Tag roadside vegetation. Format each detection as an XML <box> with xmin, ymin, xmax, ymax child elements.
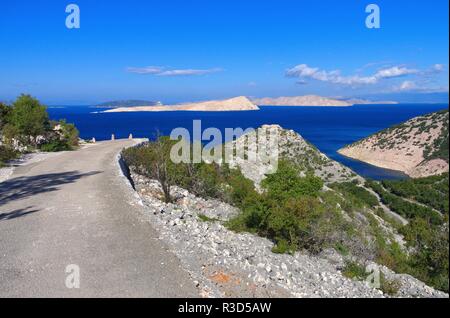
<box><xmin>123</xmin><ymin>134</ymin><xmax>449</xmax><ymax>293</ymax></box>
<box><xmin>0</xmin><ymin>95</ymin><xmax>79</xmax><ymax>166</ymax></box>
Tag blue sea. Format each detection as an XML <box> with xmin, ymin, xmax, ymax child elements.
<box><xmin>47</xmin><ymin>104</ymin><xmax>448</xmax><ymax>181</ymax></box>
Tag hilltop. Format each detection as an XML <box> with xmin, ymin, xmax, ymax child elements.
<box><xmin>338</xmin><ymin>109</ymin><xmax>449</xmax><ymax>178</ymax></box>
<box><xmin>104</xmin><ymin>96</ymin><xmax>259</xmax><ymax>112</ymax></box>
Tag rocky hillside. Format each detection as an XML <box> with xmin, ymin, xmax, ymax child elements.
<box><xmin>338</xmin><ymin>110</ymin><xmax>449</xmax><ymax>178</ymax></box>
<box><xmin>227</xmin><ymin>125</ymin><xmax>359</xmax><ymax>186</ymax></box>
<box><xmin>130</xmin><ymin>173</ymin><xmax>446</xmax><ymax>298</ymax></box>
<box><xmin>252</xmin><ymin>95</ymin><xmax>352</xmax><ymax>107</ymax></box>
<box><xmin>122</xmin><ymin>125</ymin><xmax>448</xmax><ymax>298</ymax></box>
<box><xmin>105</xmin><ymin>96</ymin><xmax>259</xmax><ymax>112</ymax></box>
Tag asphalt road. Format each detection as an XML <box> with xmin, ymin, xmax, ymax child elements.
<box><xmin>0</xmin><ymin>140</ymin><xmax>198</xmax><ymax>298</ymax></box>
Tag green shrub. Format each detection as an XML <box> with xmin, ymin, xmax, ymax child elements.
<box><xmin>342</xmin><ymin>261</ymin><xmax>368</xmax><ymax>280</ymax></box>
<box><xmin>262</xmin><ymin>160</ymin><xmax>323</xmax><ymax>201</ymax></box>
<box><xmin>54</xmin><ymin>120</ymin><xmax>79</xmax><ymax>149</ymax></box>
<box><xmin>0</xmin><ymin>145</ymin><xmax>19</xmax><ymax>167</ymax></box>
<box><xmin>40</xmin><ymin>140</ymin><xmax>71</xmax><ymax>152</ymax></box>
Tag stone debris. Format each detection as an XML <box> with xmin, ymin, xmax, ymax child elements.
<box><xmin>129</xmin><ymin>172</ymin><xmax>448</xmax><ymax>298</ymax></box>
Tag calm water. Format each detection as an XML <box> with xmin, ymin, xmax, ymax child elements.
<box><xmin>48</xmin><ymin>104</ymin><xmax>448</xmax><ymax>180</ymax></box>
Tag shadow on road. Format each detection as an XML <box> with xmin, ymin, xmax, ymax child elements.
<box><xmin>0</xmin><ymin>206</ymin><xmax>39</xmax><ymax>221</ymax></box>
<box><xmin>0</xmin><ymin>171</ymin><xmax>101</xmax><ymax>206</ymax></box>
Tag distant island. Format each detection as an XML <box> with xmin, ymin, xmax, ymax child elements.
<box><xmin>103</xmin><ymin>96</ymin><xmax>259</xmax><ymax>112</ymax></box>
<box><xmin>95</xmin><ymin>100</ymin><xmax>162</xmax><ymax>108</ymax></box>
<box><xmin>252</xmin><ymin>95</ymin><xmax>353</xmax><ymax>106</ymax></box>
<box><xmin>252</xmin><ymin>95</ymin><xmax>399</xmax><ymax>106</ymax></box>
<box><xmin>344</xmin><ymin>98</ymin><xmax>399</xmax><ymax>105</ymax></box>
<box><xmin>101</xmin><ymin>95</ymin><xmax>402</xmax><ymax>112</ymax></box>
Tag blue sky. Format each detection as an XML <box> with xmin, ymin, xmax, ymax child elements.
<box><xmin>0</xmin><ymin>0</ymin><xmax>448</xmax><ymax>104</ymax></box>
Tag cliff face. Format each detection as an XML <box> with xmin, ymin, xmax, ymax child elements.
<box><xmin>104</xmin><ymin>96</ymin><xmax>259</xmax><ymax>112</ymax></box>
<box><xmin>338</xmin><ymin>110</ymin><xmax>449</xmax><ymax>178</ymax></box>
<box><xmin>252</xmin><ymin>95</ymin><xmax>352</xmax><ymax>107</ymax></box>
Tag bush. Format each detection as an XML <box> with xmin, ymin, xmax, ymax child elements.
<box><xmin>227</xmin><ymin>161</ymin><xmax>353</xmax><ymax>255</ymax></box>
<box><xmin>380</xmin><ymin>273</ymin><xmax>401</xmax><ymax>296</ymax></box>
<box><xmin>54</xmin><ymin>120</ymin><xmax>79</xmax><ymax>149</ymax></box>
<box><xmin>342</xmin><ymin>261</ymin><xmax>368</xmax><ymax>280</ymax></box>
<box><xmin>40</xmin><ymin>140</ymin><xmax>71</xmax><ymax>152</ymax></box>
<box><xmin>399</xmin><ymin>218</ymin><xmax>449</xmax><ymax>292</ymax></box>
<box><xmin>0</xmin><ymin>145</ymin><xmax>18</xmax><ymax>167</ymax></box>
<box><xmin>262</xmin><ymin>161</ymin><xmax>323</xmax><ymax>201</ymax></box>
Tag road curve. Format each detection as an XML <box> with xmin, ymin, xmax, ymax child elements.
<box><xmin>0</xmin><ymin>140</ymin><xmax>198</xmax><ymax>298</ymax></box>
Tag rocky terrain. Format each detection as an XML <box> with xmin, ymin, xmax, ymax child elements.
<box><xmin>104</xmin><ymin>96</ymin><xmax>259</xmax><ymax>112</ymax></box>
<box><xmin>227</xmin><ymin>125</ymin><xmax>360</xmax><ymax>186</ymax></box>
<box><xmin>251</xmin><ymin>95</ymin><xmax>352</xmax><ymax>107</ymax></box>
<box><xmin>338</xmin><ymin>110</ymin><xmax>449</xmax><ymax>178</ymax></box>
<box><xmin>123</xmin><ymin>125</ymin><xmax>448</xmax><ymax>298</ymax></box>
<box><xmin>126</xmin><ymin>170</ymin><xmax>447</xmax><ymax>298</ymax></box>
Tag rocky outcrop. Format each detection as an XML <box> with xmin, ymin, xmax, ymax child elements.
<box><xmin>252</xmin><ymin>95</ymin><xmax>352</xmax><ymax>107</ymax></box>
<box><xmin>338</xmin><ymin>110</ymin><xmax>449</xmax><ymax>178</ymax></box>
<box><xmin>228</xmin><ymin>124</ymin><xmax>360</xmax><ymax>186</ymax></box>
<box><xmin>104</xmin><ymin>96</ymin><xmax>259</xmax><ymax>112</ymax></box>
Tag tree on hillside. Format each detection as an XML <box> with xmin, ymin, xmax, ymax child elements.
<box><xmin>2</xmin><ymin>94</ymin><xmax>49</xmax><ymax>146</ymax></box>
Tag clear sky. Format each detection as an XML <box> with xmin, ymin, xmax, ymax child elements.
<box><xmin>0</xmin><ymin>0</ymin><xmax>448</xmax><ymax>104</ymax></box>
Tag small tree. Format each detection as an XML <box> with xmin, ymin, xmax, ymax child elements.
<box><xmin>7</xmin><ymin>94</ymin><xmax>49</xmax><ymax>146</ymax></box>
<box><xmin>123</xmin><ymin>137</ymin><xmax>186</xmax><ymax>203</ymax></box>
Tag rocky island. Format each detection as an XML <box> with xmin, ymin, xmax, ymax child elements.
<box><xmin>95</xmin><ymin>100</ymin><xmax>162</xmax><ymax>108</ymax></box>
<box><xmin>251</xmin><ymin>95</ymin><xmax>353</xmax><ymax>107</ymax></box>
<box><xmin>104</xmin><ymin>96</ymin><xmax>259</xmax><ymax>112</ymax></box>
<box><xmin>338</xmin><ymin>109</ymin><xmax>449</xmax><ymax>178</ymax></box>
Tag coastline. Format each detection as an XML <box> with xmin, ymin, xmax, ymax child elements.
<box><xmin>337</xmin><ymin>149</ymin><xmax>410</xmax><ymax>178</ymax></box>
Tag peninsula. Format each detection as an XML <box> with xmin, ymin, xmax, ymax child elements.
<box><xmin>338</xmin><ymin>109</ymin><xmax>449</xmax><ymax>178</ymax></box>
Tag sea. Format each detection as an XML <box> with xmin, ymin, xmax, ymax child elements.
<box><xmin>47</xmin><ymin>104</ymin><xmax>449</xmax><ymax>181</ymax></box>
